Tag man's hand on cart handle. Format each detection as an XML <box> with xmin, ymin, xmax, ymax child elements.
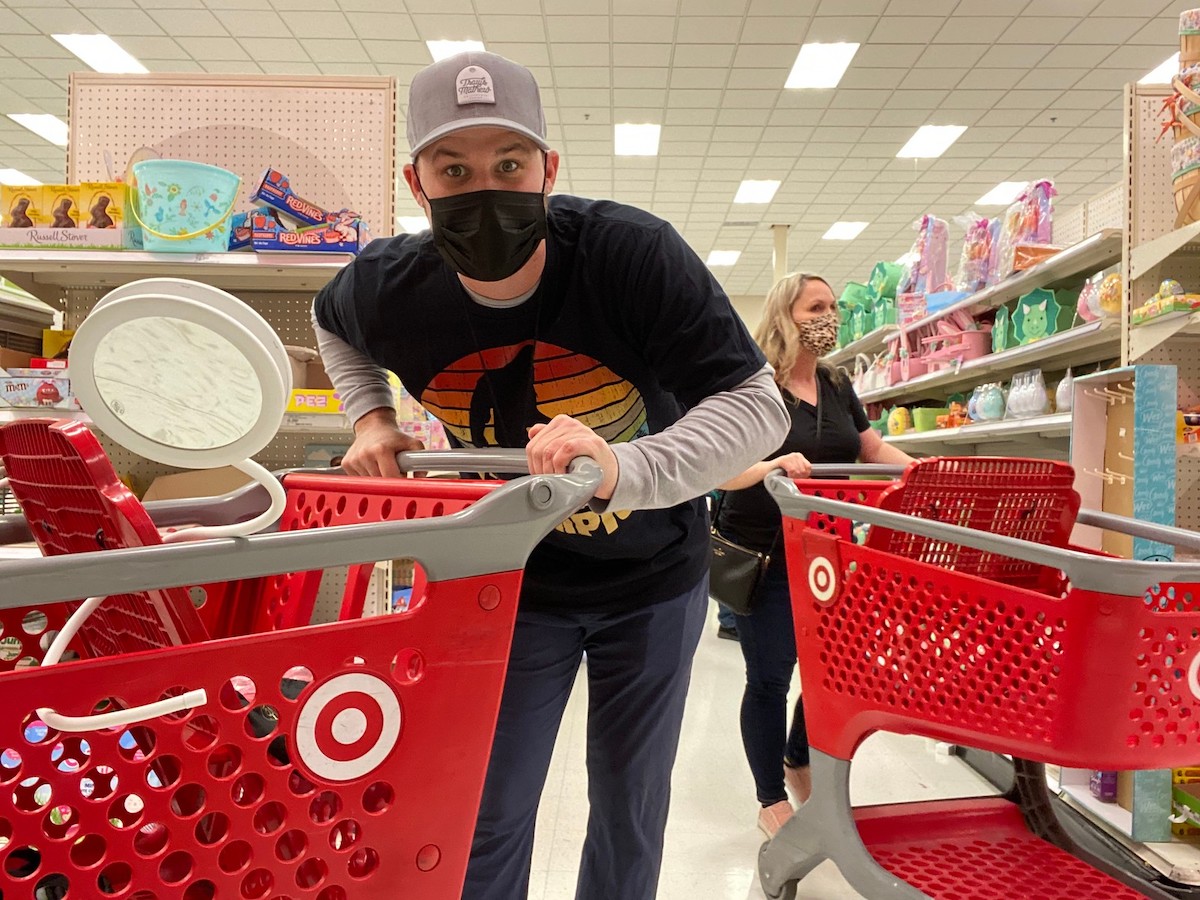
<box><xmin>527</xmin><ymin>415</ymin><xmax>619</xmax><ymax>501</ymax></box>
<box><xmin>343</xmin><ymin>408</ymin><xmax>424</xmax><ymax>478</ymax></box>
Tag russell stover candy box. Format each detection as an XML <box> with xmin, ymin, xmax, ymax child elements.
<box><xmin>253</xmin><ymin>168</ymin><xmax>361</xmax><ymax>228</ymax></box>
<box><xmin>250</xmin><ymin>208</ymin><xmax>371</xmax><ymax>254</ymax></box>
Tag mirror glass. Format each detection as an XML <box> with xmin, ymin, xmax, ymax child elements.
<box><xmin>93</xmin><ymin>317</ymin><xmax>263</xmax><ymax>451</ymax></box>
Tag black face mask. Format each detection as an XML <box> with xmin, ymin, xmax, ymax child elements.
<box><xmin>425</xmin><ymin>186</ymin><xmax>548</xmax><ymax>282</ymax></box>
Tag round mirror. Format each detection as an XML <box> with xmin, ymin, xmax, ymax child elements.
<box><xmin>70</xmin><ymin>283</ymin><xmax>290</xmax><ymax>470</ymax></box>
<box><xmin>93</xmin><ymin>316</ymin><xmax>263</xmax><ymax>452</ymax></box>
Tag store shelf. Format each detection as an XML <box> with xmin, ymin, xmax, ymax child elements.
<box><xmin>1130</xmin><ymin>309</ymin><xmax>1200</xmax><ymax>361</ymax></box>
<box><xmin>826</xmin><ymin>323</ymin><xmax>899</xmax><ymax>367</ymax></box>
<box><xmin>859</xmin><ymin>320</ymin><xmax>1119</xmax><ymax>406</ymax></box>
<box><xmin>0</xmin><ymin>249</ymin><xmax>352</xmax><ymax>300</ymax></box>
<box><xmin>1130</xmin><ymin>219</ymin><xmax>1200</xmax><ymax>280</ymax></box>
<box><xmin>1181</xmin><ymin>441</ymin><xmax>1200</xmax><ymax>459</ymax></box>
<box><xmin>279</xmin><ymin>413</ymin><xmax>352</xmax><ymax>434</ymax></box>
<box><xmin>882</xmin><ymin>413</ymin><xmax>1071</xmax><ymax>449</ymax></box>
<box><xmin>1059</xmin><ymin>784</ymin><xmax>1133</xmax><ymax>838</ymax></box>
<box><xmin>0</xmin><ymin>409</ymin><xmax>89</xmax><ymax>423</ymax></box>
<box><xmin>825</xmin><ymin>229</ymin><xmax>1122</xmax><ymax>366</ymax></box>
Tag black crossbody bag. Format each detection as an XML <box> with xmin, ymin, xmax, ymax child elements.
<box><xmin>708</xmin><ymin>376</ymin><xmax>823</xmax><ymax>616</ymax></box>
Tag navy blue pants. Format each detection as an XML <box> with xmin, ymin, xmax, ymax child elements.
<box><xmin>734</xmin><ymin>559</ymin><xmax>809</xmax><ymax>806</ymax></box>
<box><xmin>462</xmin><ymin>575</ymin><xmax>708</xmax><ymax>900</ymax></box>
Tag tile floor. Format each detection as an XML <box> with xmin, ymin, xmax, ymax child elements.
<box><xmin>526</xmin><ymin>604</ymin><xmax>1001</xmax><ymax>900</ymax></box>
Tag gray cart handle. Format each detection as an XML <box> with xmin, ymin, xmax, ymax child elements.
<box><xmin>765</xmin><ymin>471</ymin><xmax>1200</xmax><ymax>596</ymax></box>
<box><xmin>0</xmin><ymin>449</ymin><xmax>589</xmax><ymax>546</ymax></box>
<box><xmin>0</xmin><ymin>456</ymin><xmax>602</xmax><ymax>609</ymax></box>
<box><xmin>782</xmin><ymin>463</ymin><xmax>1200</xmax><ymax>553</ymax></box>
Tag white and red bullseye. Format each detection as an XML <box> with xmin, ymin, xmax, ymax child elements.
<box><xmin>296</xmin><ymin>673</ymin><xmax>401</xmax><ymax>781</ymax></box>
<box><xmin>808</xmin><ymin>556</ymin><xmax>837</xmax><ymax>604</ymax></box>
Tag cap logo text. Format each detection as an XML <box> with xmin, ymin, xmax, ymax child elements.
<box><xmin>456</xmin><ymin>65</ymin><xmax>496</xmax><ymax>105</ymax></box>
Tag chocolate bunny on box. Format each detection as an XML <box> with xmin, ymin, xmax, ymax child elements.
<box><xmin>51</xmin><ymin>197</ymin><xmax>77</xmax><ymax>228</ymax></box>
<box><xmin>7</xmin><ymin>197</ymin><xmax>33</xmax><ymax>228</ymax></box>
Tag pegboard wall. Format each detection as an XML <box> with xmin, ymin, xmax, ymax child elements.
<box><xmin>1127</xmin><ymin>83</ymin><xmax>1177</xmax><ymax>253</ymax></box>
<box><xmin>1122</xmin><ymin>82</ymin><xmax>1200</xmax><ymax>539</ymax></box>
<box><xmin>67</xmin><ymin>73</ymin><xmax>396</xmax><ymax>238</ymax></box>
<box><xmin>1056</xmin><ymin>182</ymin><xmax>1125</xmax><ymax>248</ymax></box>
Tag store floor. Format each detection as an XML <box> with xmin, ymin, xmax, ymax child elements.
<box><xmin>525</xmin><ymin>604</ymin><xmax>1000</xmax><ymax>900</ymax></box>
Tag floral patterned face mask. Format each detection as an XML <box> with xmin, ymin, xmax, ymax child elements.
<box><xmin>794</xmin><ymin>311</ymin><xmax>839</xmax><ymax>356</ymax></box>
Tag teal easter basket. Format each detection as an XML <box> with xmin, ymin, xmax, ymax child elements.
<box><xmin>130</xmin><ymin>159</ymin><xmax>241</xmax><ymax>253</ymax></box>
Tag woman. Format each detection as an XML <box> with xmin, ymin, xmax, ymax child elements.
<box><xmin>714</xmin><ymin>272</ymin><xmax>914</xmax><ymax>838</ymax></box>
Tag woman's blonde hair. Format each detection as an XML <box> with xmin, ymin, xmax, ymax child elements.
<box><xmin>752</xmin><ymin>272</ymin><xmax>837</xmax><ymax>387</ymax></box>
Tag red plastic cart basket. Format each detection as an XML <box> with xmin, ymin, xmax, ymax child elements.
<box><xmin>759</xmin><ymin>457</ymin><xmax>1200</xmax><ymax>900</ymax></box>
<box><xmin>0</xmin><ymin>435</ymin><xmax>599</xmax><ymax>900</ymax></box>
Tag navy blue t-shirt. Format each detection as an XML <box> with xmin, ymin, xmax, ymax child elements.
<box><xmin>314</xmin><ymin>194</ymin><xmax>765</xmax><ymax>612</ymax></box>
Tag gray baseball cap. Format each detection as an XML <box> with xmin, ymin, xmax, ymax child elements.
<box><xmin>406</xmin><ymin>51</ymin><xmax>549</xmax><ymax>158</ymax></box>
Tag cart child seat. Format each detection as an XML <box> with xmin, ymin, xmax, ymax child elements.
<box><xmin>0</xmin><ymin>417</ymin><xmax>213</xmax><ymax>666</ymax></box>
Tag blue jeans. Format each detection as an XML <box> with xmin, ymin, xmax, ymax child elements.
<box><xmin>734</xmin><ymin>558</ymin><xmax>809</xmax><ymax>806</ymax></box>
<box><xmin>463</xmin><ymin>575</ymin><xmax>709</xmax><ymax>900</ymax></box>
<box><xmin>716</xmin><ymin>601</ymin><xmax>737</xmax><ymax>631</ymax></box>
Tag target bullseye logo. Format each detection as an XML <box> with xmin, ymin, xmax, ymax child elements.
<box><xmin>296</xmin><ymin>673</ymin><xmax>401</xmax><ymax>781</ymax></box>
<box><xmin>808</xmin><ymin>556</ymin><xmax>837</xmax><ymax>604</ymax></box>
<box><xmin>1188</xmin><ymin>651</ymin><xmax>1200</xmax><ymax>703</ymax></box>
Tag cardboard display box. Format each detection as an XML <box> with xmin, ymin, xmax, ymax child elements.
<box><xmin>142</xmin><ymin>466</ymin><xmax>253</xmax><ymax>502</ymax></box>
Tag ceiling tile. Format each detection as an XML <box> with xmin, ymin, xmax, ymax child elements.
<box><xmin>868</xmin><ymin>16</ymin><xmax>947</xmax><ymax>43</ymax></box>
<box><xmin>676</xmin><ymin>17</ymin><xmax>742</xmax><ymax>43</ymax></box>
<box><xmin>613</xmin><ymin>16</ymin><xmax>675</xmax><ymax>43</ymax></box>
<box><xmin>803</xmin><ymin>16</ymin><xmax>877</xmax><ymax>43</ymax></box>
<box><xmin>546</xmin><ymin>16</ymin><xmax>611</xmax><ymax>43</ymax></box>
<box><xmin>934</xmin><ymin>18</ymin><xmax>1013</xmax><ymax>45</ymax></box>
<box><xmin>479</xmin><ymin>15</ymin><xmax>546</xmax><ymax>43</ymax></box>
<box><xmin>346</xmin><ymin>12</ymin><xmax>417</xmax><ymax>42</ymax></box>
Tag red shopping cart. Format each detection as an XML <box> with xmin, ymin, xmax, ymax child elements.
<box><xmin>759</xmin><ymin>456</ymin><xmax>1200</xmax><ymax>900</ymax></box>
<box><xmin>0</xmin><ymin>423</ymin><xmax>599</xmax><ymax>900</ymax></box>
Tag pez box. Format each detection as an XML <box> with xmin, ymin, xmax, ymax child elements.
<box><xmin>254</xmin><ymin>168</ymin><xmax>357</xmax><ymax>227</ymax></box>
<box><xmin>0</xmin><ymin>376</ymin><xmax>72</xmax><ymax>409</ymax></box>
<box><xmin>286</xmin><ymin>389</ymin><xmax>344</xmax><ymax>415</ymax></box>
<box><xmin>251</xmin><ymin>210</ymin><xmax>370</xmax><ymax>254</ymax></box>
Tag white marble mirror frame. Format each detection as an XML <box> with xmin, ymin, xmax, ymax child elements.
<box><xmin>91</xmin><ymin>278</ymin><xmax>291</xmax><ymax>388</ymax></box>
<box><xmin>71</xmin><ymin>294</ymin><xmax>287</xmax><ymax>469</ymax></box>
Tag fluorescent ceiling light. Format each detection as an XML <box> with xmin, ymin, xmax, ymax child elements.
<box><xmin>0</xmin><ymin>169</ymin><xmax>41</xmax><ymax>186</ymax></box>
<box><xmin>976</xmin><ymin>181</ymin><xmax>1027</xmax><ymax>206</ymax></box>
<box><xmin>426</xmin><ymin>40</ymin><xmax>486</xmax><ymax>62</ymax></box>
<box><xmin>733</xmin><ymin>180</ymin><xmax>780</xmax><ymax>204</ymax></box>
<box><xmin>614</xmin><ymin>123</ymin><xmax>660</xmax><ymax>156</ymax></box>
<box><xmin>706</xmin><ymin>250</ymin><xmax>741</xmax><ymax>266</ymax></box>
<box><xmin>822</xmin><ymin>221</ymin><xmax>868</xmax><ymax>241</ymax></box>
<box><xmin>52</xmin><ymin>34</ymin><xmax>147</xmax><ymax>74</ymax></box>
<box><xmin>7</xmin><ymin>114</ymin><xmax>69</xmax><ymax>147</ymax></box>
<box><xmin>1140</xmin><ymin>53</ymin><xmax>1179</xmax><ymax>84</ymax></box>
<box><xmin>785</xmin><ymin>42</ymin><xmax>860</xmax><ymax>90</ymax></box>
<box><xmin>396</xmin><ymin>216</ymin><xmax>429</xmax><ymax>234</ymax></box>
<box><xmin>896</xmin><ymin>125</ymin><xmax>967</xmax><ymax>159</ymax></box>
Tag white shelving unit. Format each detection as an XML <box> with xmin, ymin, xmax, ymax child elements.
<box><xmin>883</xmin><ymin>413</ymin><xmax>1071</xmax><ymax>451</ymax></box>
<box><xmin>858</xmin><ymin>320</ymin><xmax>1118</xmax><ymax>407</ymax></box>
<box><xmin>0</xmin><ymin>249</ymin><xmax>353</xmax><ymax>299</ymax></box>
<box><xmin>826</xmin><ymin>229</ymin><xmax>1123</xmax><ymax>370</ymax></box>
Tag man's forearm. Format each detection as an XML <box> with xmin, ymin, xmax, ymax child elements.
<box><xmin>311</xmin><ymin>306</ymin><xmax>396</xmax><ymax>426</ymax></box>
<box><xmin>599</xmin><ymin>365</ymin><xmax>788</xmax><ymax>511</ymax></box>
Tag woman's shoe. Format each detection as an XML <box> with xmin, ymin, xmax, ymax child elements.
<box><xmin>784</xmin><ymin>764</ymin><xmax>812</xmax><ymax>806</ymax></box>
<box><xmin>757</xmin><ymin>799</ymin><xmax>794</xmax><ymax>838</ymax></box>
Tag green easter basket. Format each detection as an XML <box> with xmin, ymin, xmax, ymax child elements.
<box><xmin>868</xmin><ymin>261</ymin><xmax>904</xmax><ymax>302</ymax></box>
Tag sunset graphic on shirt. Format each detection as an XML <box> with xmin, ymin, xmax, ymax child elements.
<box><xmin>419</xmin><ymin>341</ymin><xmax>646</xmax><ymax>538</ymax></box>
<box><xmin>420</xmin><ymin>340</ymin><xmax>648</xmax><ymax>449</ymax></box>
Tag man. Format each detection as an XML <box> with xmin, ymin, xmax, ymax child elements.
<box><xmin>313</xmin><ymin>51</ymin><xmax>787</xmax><ymax>900</ymax></box>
